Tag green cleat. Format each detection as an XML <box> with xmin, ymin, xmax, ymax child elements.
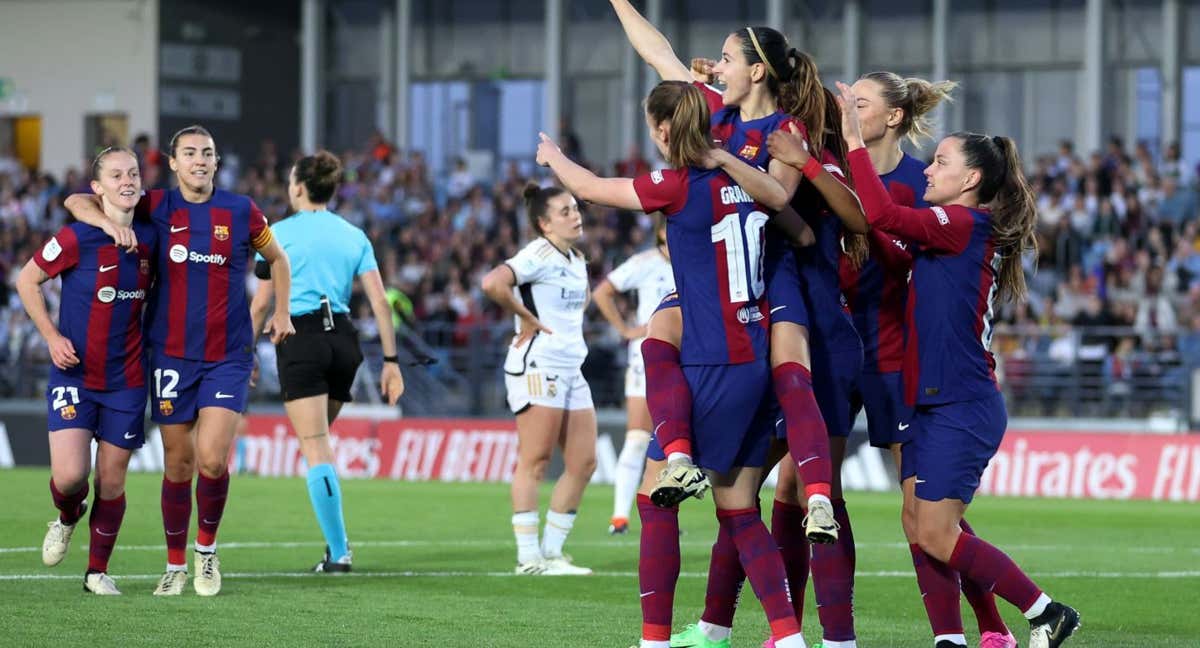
<box><xmin>670</xmin><ymin>624</ymin><xmax>731</xmax><ymax>648</ymax></box>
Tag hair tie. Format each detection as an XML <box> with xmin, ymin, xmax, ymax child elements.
<box><xmin>746</xmin><ymin>28</ymin><xmax>778</xmax><ymax>79</ymax></box>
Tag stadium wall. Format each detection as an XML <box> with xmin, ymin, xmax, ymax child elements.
<box><xmin>0</xmin><ymin>0</ymin><xmax>158</xmax><ymax>177</ymax></box>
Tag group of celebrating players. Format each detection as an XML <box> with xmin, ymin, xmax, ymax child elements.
<box><xmin>482</xmin><ymin>2</ymin><xmax>1081</xmax><ymax>647</ymax></box>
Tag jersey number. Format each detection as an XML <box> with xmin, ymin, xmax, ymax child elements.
<box><xmin>154</xmin><ymin>369</ymin><xmax>180</xmax><ymax>399</ymax></box>
<box><xmin>51</xmin><ymin>387</ymin><xmax>80</xmax><ymax>410</ymax></box>
<box><xmin>710</xmin><ymin>210</ymin><xmax>769</xmax><ymax>303</ymax></box>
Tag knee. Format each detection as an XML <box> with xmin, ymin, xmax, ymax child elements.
<box><xmin>569</xmin><ymin>453</ymin><xmax>597</xmax><ymax>478</ymax></box>
<box><xmin>196</xmin><ymin>456</ymin><xmax>228</xmax><ymax>479</ymax></box>
<box><xmin>520</xmin><ymin>453</ymin><xmax>551</xmax><ymax>481</ymax></box>
<box><xmin>96</xmin><ymin>475</ymin><xmax>126</xmax><ymax>500</ymax></box>
<box><xmin>900</xmin><ymin>505</ymin><xmax>918</xmax><ymax>543</ymax></box>
<box><xmin>52</xmin><ymin>470</ymin><xmax>89</xmax><ymax>494</ymax></box>
<box><xmin>915</xmin><ymin>524</ymin><xmax>954</xmax><ymax>562</ymax></box>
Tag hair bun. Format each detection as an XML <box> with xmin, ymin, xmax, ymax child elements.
<box><xmin>522</xmin><ymin>182</ymin><xmax>542</xmax><ymax>202</ymax></box>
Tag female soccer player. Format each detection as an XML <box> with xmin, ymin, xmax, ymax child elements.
<box><xmin>65</xmin><ymin>125</ymin><xmax>295</xmax><ymax>596</ymax></box>
<box><xmin>18</xmin><ymin>148</ymin><xmax>156</xmax><ymax>595</ymax></box>
<box><xmin>836</xmin><ymin>81</ymin><xmax>1080</xmax><ymax>648</ymax></box>
<box><xmin>480</xmin><ymin>184</ymin><xmax>596</xmax><ymax>576</ymax></box>
<box><xmin>539</xmin><ymin>79</ymin><xmax>808</xmax><ymax>648</ymax></box>
<box><xmin>591</xmin><ymin>217</ymin><xmax>674</xmax><ymax>535</ymax></box>
<box><xmin>249</xmin><ymin>150</ymin><xmax>404</xmax><ymax>572</ymax></box>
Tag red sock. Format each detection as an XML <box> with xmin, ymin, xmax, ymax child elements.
<box><xmin>811</xmin><ymin>498</ymin><xmax>856</xmax><ymax>642</ymax></box>
<box><xmin>717</xmin><ymin>507</ymin><xmax>800</xmax><ymax>640</ymax></box>
<box><xmin>638</xmin><ymin>494</ymin><xmax>680</xmax><ymax>641</ymax></box>
<box><xmin>958</xmin><ymin>519</ymin><xmax>1008</xmax><ymax>634</ymax></box>
<box><xmin>773</xmin><ymin>363</ymin><xmax>832</xmax><ymax>491</ymax></box>
<box><xmin>49</xmin><ymin>478</ymin><xmax>88</xmax><ymax>525</ymax></box>
<box><xmin>909</xmin><ymin>543</ymin><xmax>964</xmax><ymax>636</ymax></box>
<box><xmin>642</xmin><ymin>339</ymin><xmax>692</xmax><ymax>458</ymax></box>
<box><xmin>947</xmin><ymin>532</ymin><xmax>1042</xmax><ymax>612</ymax></box>
<box><xmin>87</xmin><ymin>494</ymin><xmax>127</xmax><ymax>573</ymax></box>
<box><xmin>161</xmin><ymin>477</ymin><xmax>192</xmax><ymax>566</ymax></box>
<box><xmin>700</xmin><ymin>521</ymin><xmax>744</xmax><ymax>628</ymax></box>
<box><xmin>771</xmin><ymin>499</ymin><xmax>810</xmax><ymax>621</ymax></box>
<box><xmin>195</xmin><ymin>470</ymin><xmax>230</xmax><ymax>547</ymax></box>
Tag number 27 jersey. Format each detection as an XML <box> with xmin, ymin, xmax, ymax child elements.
<box><xmin>633</xmin><ymin>167</ymin><xmax>769</xmax><ymax>366</ymax></box>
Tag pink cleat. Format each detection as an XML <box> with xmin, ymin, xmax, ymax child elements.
<box><xmin>980</xmin><ymin>630</ymin><xmax>1018</xmax><ymax>648</ymax></box>
<box><xmin>761</xmin><ymin>639</ymin><xmax>776</xmax><ymax>648</ymax></box>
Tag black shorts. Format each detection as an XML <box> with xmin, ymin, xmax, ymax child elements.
<box><xmin>276</xmin><ymin>313</ymin><xmax>364</xmax><ymax>402</ymax></box>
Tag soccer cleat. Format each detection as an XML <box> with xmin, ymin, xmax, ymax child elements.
<box><xmin>650</xmin><ymin>459</ymin><xmax>711</xmax><ymax>508</ymax></box>
<box><xmin>670</xmin><ymin>624</ymin><xmax>731</xmax><ymax>648</ymax></box>
<box><xmin>83</xmin><ymin>570</ymin><xmax>121</xmax><ymax>595</ymax></box>
<box><xmin>193</xmin><ymin>551</ymin><xmax>221</xmax><ymax>596</ymax></box>
<box><xmin>609</xmin><ymin>517</ymin><xmax>629</xmax><ymax>535</ymax></box>
<box><xmin>980</xmin><ymin>630</ymin><xmax>1018</xmax><ymax>648</ymax></box>
<box><xmin>152</xmin><ymin>570</ymin><xmax>187</xmax><ymax>596</ymax></box>
<box><xmin>540</xmin><ymin>554</ymin><xmax>593</xmax><ymax>575</ymax></box>
<box><xmin>313</xmin><ymin>545</ymin><xmax>352</xmax><ymax>573</ymax></box>
<box><xmin>936</xmin><ymin>642</ymin><xmax>967</xmax><ymax>648</ymax></box>
<box><xmin>514</xmin><ymin>560</ymin><xmax>547</xmax><ymax>575</ymax></box>
<box><xmin>42</xmin><ymin>502</ymin><xmax>87</xmax><ymax>567</ymax></box>
<box><xmin>1028</xmin><ymin>601</ymin><xmax>1080</xmax><ymax>648</ymax></box>
<box><xmin>803</xmin><ymin>499</ymin><xmax>839</xmax><ymax>544</ymax></box>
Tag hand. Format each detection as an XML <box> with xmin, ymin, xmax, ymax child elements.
<box><xmin>621</xmin><ymin>324</ymin><xmax>648</xmax><ymax>340</ymax></box>
<box><xmin>536</xmin><ymin>132</ymin><xmax>561</xmax><ymax>167</ymax></box>
<box><xmin>267</xmin><ymin>310</ymin><xmax>295</xmax><ymax>344</ymax></box>
<box><xmin>690</xmin><ymin>57</ymin><xmax>716</xmax><ymax>84</ymax></box>
<box><xmin>47</xmin><ymin>333</ymin><xmax>79</xmax><ymax>370</ymax></box>
<box><xmin>380</xmin><ymin>362</ymin><xmax>405</xmax><ymax>405</ymax></box>
<box><xmin>766</xmin><ymin>122</ymin><xmax>811</xmax><ymax>168</ymax></box>
<box><xmin>514</xmin><ymin>314</ymin><xmax>553</xmax><ymax>348</ymax></box>
<box><xmin>249</xmin><ymin>356</ymin><xmax>260</xmax><ymax>389</ymax></box>
<box><xmin>100</xmin><ymin>219</ymin><xmax>139</xmax><ymax>252</ymax></box>
<box><xmin>699</xmin><ymin>148</ymin><xmax>724</xmax><ymax>170</ymax></box>
<box><xmin>835</xmin><ymin>81</ymin><xmax>866</xmax><ymax>150</ymax></box>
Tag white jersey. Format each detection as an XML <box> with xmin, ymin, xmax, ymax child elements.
<box><xmin>502</xmin><ymin>238</ymin><xmax>589</xmax><ymax>373</ymax></box>
<box><xmin>605</xmin><ymin>247</ymin><xmax>675</xmax><ymax>365</ymax></box>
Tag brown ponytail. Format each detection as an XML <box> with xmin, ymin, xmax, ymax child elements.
<box><xmin>778</xmin><ymin>49</ymin><xmax>826</xmax><ymax>157</ymax></box>
<box><xmin>645</xmin><ymin>81</ymin><xmax>714</xmax><ymax>168</ymax></box>
<box><xmin>861</xmin><ymin>72</ymin><xmax>957</xmax><ymax>146</ymax></box>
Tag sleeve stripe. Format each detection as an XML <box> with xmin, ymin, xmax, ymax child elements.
<box><xmin>251</xmin><ymin>227</ymin><xmax>273</xmax><ymax>250</ymax></box>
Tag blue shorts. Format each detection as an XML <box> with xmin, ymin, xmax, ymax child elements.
<box><xmin>764</xmin><ymin>244</ymin><xmax>810</xmax><ymax>328</ymax></box>
<box><xmin>811</xmin><ymin>345</ymin><xmax>863</xmax><ymax>438</ymax></box>
<box><xmin>653</xmin><ymin>292</ymin><xmax>680</xmax><ymax>314</ymax></box>
<box><xmin>46</xmin><ymin>377</ymin><xmax>146</xmax><ymax>450</ymax></box>
<box><xmin>901</xmin><ymin>391</ymin><xmax>1007</xmax><ymax>504</ymax></box>
<box><xmin>850</xmin><ymin>371</ymin><xmax>914</xmax><ymax>448</ymax></box>
<box><xmin>149</xmin><ymin>347</ymin><xmax>252</xmax><ymax>423</ymax></box>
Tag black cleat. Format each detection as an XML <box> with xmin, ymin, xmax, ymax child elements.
<box><xmin>1029</xmin><ymin>601</ymin><xmax>1080</xmax><ymax>648</ymax></box>
<box><xmin>312</xmin><ymin>545</ymin><xmax>352</xmax><ymax>573</ymax></box>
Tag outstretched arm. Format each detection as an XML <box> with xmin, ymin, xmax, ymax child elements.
<box><xmin>610</xmin><ymin>0</ymin><xmax>692</xmax><ymax>82</ymax></box>
<box><xmin>766</xmin><ymin>123</ymin><xmax>868</xmax><ymax>234</ymax></box>
<box><xmin>536</xmin><ymin>133</ymin><xmax>642</xmax><ymax>211</ymax></box>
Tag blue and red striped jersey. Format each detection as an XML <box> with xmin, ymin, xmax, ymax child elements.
<box><xmin>633</xmin><ymin>167</ymin><xmax>771</xmax><ymax>366</ymax></box>
<box><xmin>840</xmin><ymin>153</ymin><xmax>923</xmax><ymax>373</ymax></box>
<box><xmin>848</xmin><ymin>148</ymin><xmax>1002</xmax><ymax>406</ymax></box>
<box><xmin>695</xmin><ymin>82</ymin><xmax>803</xmax><ymax>172</ymax></box>
<box><xmin>138</xmin><ymin>188</ymin><xmax>273</xmax><ymax>361</ymax></box>
<box><xmin>34</xmin><ymin>221</ymin><xmax>157</xmax><ymax>390</ymax></box>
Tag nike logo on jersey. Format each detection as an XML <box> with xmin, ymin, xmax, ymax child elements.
<box><xmin>123</xmin><ymin>431</ymin><xmax>137</xmax><ymax>440</ymax></box>
<box><xmin>170</xmin><ymin>225</ymin><xmax>189</xmax><ymax>233</ymax></box>
<box><xmin>215</xmin><ymin>392</ymin><xmax>235</xmax><ymax>399</ymax></box>
<box><xmin>98</xmin><ymin>264</ymin><xmax>118</xmax><ymax>272</ymax></box>
<box><xmin>898</xmin><ymin>422</ymin><xmax>910</xmax><ymax>431</ymax></box>
<box><xmin>770</xmin><ymin>305</ymin><xmax>788</xmax><ymax>314</ymax></box>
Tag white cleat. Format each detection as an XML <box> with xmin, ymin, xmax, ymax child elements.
<box><xmin>83</xmin><ymin>571</ymin><xmax>122</xmax><ymax>595</ymax></box>
<box><xmin>650</xmin><ymin>459</ymin><xmax>711</xmax><ymax>508</ymax></box>
<box><xmin>803</xmin><ymin>499</ymin><xmax>840</xmax><ymax>544</ymax></box>
<box><xmin>42</xmin><ymin>518</ymin><xmax>80</xmax><ymax>567</ymax></box>
<box><xmin>193</xmin><ymin>551</ymin><xmax>221</xmax><ymax>596</ymax></box>
<box><xmin>514</xmin><ymin>559</ymin><xmax>547</xmax><ymax>575</ymax></box>
<box><xmin>540</xmin><ymin>555</ymin><xmax>593</xmax><ymax>576</ymax></box>
<box><xmin>152</xmin><ymin>570</ymin><xmax>187</xmax><ymax>596</ymax></box>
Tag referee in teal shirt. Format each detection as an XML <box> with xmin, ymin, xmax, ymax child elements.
<box><xmin>250</xmin><ymin>150</ymin><xmax>403</xmax><ymax>573</ymax></box>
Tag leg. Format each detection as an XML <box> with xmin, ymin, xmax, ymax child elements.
<box><xmin>511</xmin><ymin>405</ymin><xmax>563</xmax><ymax>566</ymax></box>
<box><xmin>88</xmin><ymin>441</ymin><xmax>132</xmax><ymax>574</ymax></box>
<box><xmin>612</xmin><ymin>396</ymin><xmax>652</xmax><ymax>533</ymax></box>
<box><xmin>770</xmin><ymin>462</ymin><xmax>810</xmax><ymax>623</ymax></box>
<box><xmin>770</xmin><ymin>322</ymin><xmax>833</xmax><ymax>503</ymax></box>
<box><xmin>810</xmin><ymin>390</ymin><xmax>857</xmax><ymax>646</ymax></box>
<box><xmin>643</xmin><ymin>306</ymin><xmax>690</xmax><ymax>460</ymax></box>
<box><xmin>287</xmin><ymin>393</ymin><xmax>350</xmax><ymax>565</ymax></box>
<box><xmin>159</xmin><ymin>421</ymin><xmax>195</xmax><ymax>570</ymax></box>
<box><xmin>906</xmin><ymin>477</ymin><xmax>967</xmax><ymax>646</ymax></box>
<box><xmin>543</xmin><ymin>406</ymin><xmax>597</xmax><ymax>562</ymax></box>
<box><xmin>637</xmin><ymin>455</ymin><xmax>679</xmax><ymax>647</ymax></box>
<box><xmin>194</xmin><ymin>407</ymin><xmax>240</xmax><ymax>547</ymax></box>
<box><xmin>44</xmin><ymin>428</ymin><xmax>93</xmax><ymax>567</ymax></box>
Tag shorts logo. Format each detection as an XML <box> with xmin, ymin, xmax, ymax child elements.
<box><xmin>213</xmin><ymin>225</ymin><xmax>230</xmax><ymax>241</ymax></box>
<box><xmin>169</xmin><ymin>244</ymin><xmax>189</xmax><ymax>263</ymax></box>
<box><xmin>42</xmin><ymin>237</ymin><xmax>63</xmax><ymax>262</ymax></box>
<box><xmin>546</xmin><ymin>378</ymin><xmax>558</xmax><ymax>398</ymax></box>
<box><xmin>139</xmin><ymin>258</ymin><xmax>151</xmax><ymax>274</ymax></box>
<box><xmin>932</xmin><ymin>206</ymin><xmax>950</xmax><ymax>225</ymax></box>
<box><xmin>650</xmin><ymin>170</ymin><xmax>664</xmax><ymax>184</ymax></box>
<box><xmin>739</xmin><ymin>144</ymin><xmax>759</xmax><ymax>160</ymax></box>
<box><xmin>159</xmin><ymin>399</ymin><xmax>174</xmax><ymax>416</ymax></box>
<box><xmin>96</xmin><ymin>286</ymin><xmax>116</xmax><ymax>303</ymax></box>
<box><xmin>59</xmin><ymin>405</ymin><xmax>76</xmax><ymax>420</ymax></box>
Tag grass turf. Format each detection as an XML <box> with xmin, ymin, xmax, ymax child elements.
<box><xmin>0</xmin><ymin>467</ymin><xmax>1195</xmax><ymax>647</ymax></box>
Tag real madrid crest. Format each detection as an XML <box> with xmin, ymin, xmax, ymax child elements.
<box><xmin>546</xmin><ymin>378</ymin><xmax>558</xmax><ymax>397</ymax></box>
<box><xmin>213</xmin><ymin>225</ymin><xmax>230</xmax><ymax>241</ymax></box>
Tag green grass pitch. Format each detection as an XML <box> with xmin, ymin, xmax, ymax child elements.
<box><xmin>0</xmin><ymin>468</ymin><xmax>1195</xmax><ymax>646</ymax></box>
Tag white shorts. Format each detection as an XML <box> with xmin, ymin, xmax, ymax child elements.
<box><xmin>625</xmin><ymin>337</ymin><xmax>647</xmax><ymax>399</ymax></box>
<box><xmin>505</xmin><ymin>367</ymin><xmax>594</xmax><ymax>414</ymax></box>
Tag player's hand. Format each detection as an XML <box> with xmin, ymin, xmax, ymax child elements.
<box><xmin>766</xmin><ymin>122</ymin><xmax>810</xmax><ymax>169</ymax></box>
<box><xmin>249</xmin><ymin>356</ymin><xmax>260</xmax><ymax>388</ymax></box>
<box><xmin>267</xmin><ymin>310</ymin><xmax>295</xmax><ymax>344</ymax></box>
<box><xmin>690</xmin><ymin>57</ymin><xmax>717</xmax><ymax>84</ymax></box>
<box><xmin>699</xmin><ymin>147</ymin><xmax>725</xmax><ymax>170</ymax></box>
<box><xmin>100</xmin><ymin>219</ymin><xmax>139</xmax><ymax>252</ymax></box>
<box><xmin>47</xmin><ymin>332</ymin><xmax>79</xmax><ymax>370</ymax></box>
<box><xmin>536</xmin><ymin>132</ymin><xmax>561</xmax><ymax>167</ymax></box>
<box><xmin>835</xmin><ymin>81</ymin><xmax>866</xmax><ymax>150</ymax></box>
<box><xmin>514</xmin><ymin>314</ymin><xmax>553</xmax><ymax>348</ymax></box>
<box><xmin>380</xmin><ymin>362</ymin><xmax>404</xmax><ymax>405</ymax></box>
<box><xmin>621</xmin><ymin>324</ymin><xmax>648</xmax><ymax>340</ymax></box>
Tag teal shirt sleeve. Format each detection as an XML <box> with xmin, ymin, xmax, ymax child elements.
<box><xmin>355</xmin><ymin>230</ymin><xmax>378</xmax><ymax>276</ymax></box>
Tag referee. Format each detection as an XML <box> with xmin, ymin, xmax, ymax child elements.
<box><xmin>250</xmin><ymin>150</ymin><xmax>403</xmax><ymax>573</ymax></box>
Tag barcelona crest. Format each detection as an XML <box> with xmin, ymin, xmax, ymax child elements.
<box><xmin>213</xmin><ymin>225</ymin><xmax>230</xmax><ymax>241</ymax></box>
<box><xmin>739</xmin><ymin>144</ymin><xmax>759</xmax><ymax>160</ymax></box>
<box><xmin>140</xmin><ymin>258</ymin><xmax>150</xmax><ymax>274</ymax></box>
<box><xmin>60</xmin><ymin>405</ymin><xmax>76</xmax><ymax>420</ymax></box>
<box><xmin>159</xmin><ymin>400</ymin><xmax>174</xmax><ymax>416</ymax></box>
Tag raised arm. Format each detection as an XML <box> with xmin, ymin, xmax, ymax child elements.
<box><xmin>610</xmin><ymin>0</ymin><xmax>692</xmax><ymax>82</ymax></box>
<box><xmin>64</xmin><ymin>193</ymin><xmax>139</xmax><ymax>250</ymax></box>
<box><xmin>536</xmin><ymin>134</ymin><xmax>642</xmax><ymax>211</ymax></box>
<box><xmin>766</xmin><ymin>123</ymin><xmax>868</xmax><ymax>234</ymax></box>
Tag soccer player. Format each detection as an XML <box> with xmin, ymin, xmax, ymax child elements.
<box><xmin>249</xmin><ymin>151</ymin><xmax>405</xmax><ymax>572</ymax></box>
<box><xmin>591</xmin><ymin>217</ymin><xmax>674</xmax><ymax>535</ymax></box>
<box><xmin>836</xmin><ymin>81</ymin><xmax>1081</xmax><ymax>648</ymax></box>
<box><xmin>65</xmin><ymin>125</ymin><xmax>295</xmax><ymax>596</ymax></box>
<box><xmin>17</xmin><ymin>147</ymin><xmax>156</xmax><ymax>595</ymax></box>
<box><xmin>539</xmin><ymin>79</ymin><xmax>809</xmax><ymax>648</ymax></box>
<box><xmin>480</xmin><ymin>183</ymin><xmax>596</xmax><ymax>576</ymax></box>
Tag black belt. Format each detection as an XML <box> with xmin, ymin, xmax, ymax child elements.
<box><xmin>291</xmin><ymin>311</ymin><xmax>353</xmax><ymax>334</ymax></box>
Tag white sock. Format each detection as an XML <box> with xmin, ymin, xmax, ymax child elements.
<box><xmin>933</xmin><ymin>634</ymin><xmax>966</xmax><ymax>646</ymax></box>
<box><xmin>1023</xmin><ymin>593</ymin><xmax>1052</xmax><ymax>620</ymax></box>
<box><xmin>541</xmin><ymin>509</ymin><xmax>576</xmax><ymax>558</ymax></box>
<box><xmin>698</xmin><ymin>620</ymin><xmax>731</xmax><ymax>641</ymax></box>
<box><xmin>511</xmin><ymin>511</ymin><xmax>541</xmax><ymax>564</ymax></box>
<box><xmin>194</xmin><ymin>541</ymin><xmax>216</xmax><ymax>554</ymax></box>
<box><xmin>640</xmin><ymin>641</ymin><xmax>669</xmax><ymax>648</ymax></box>
<box><xmin>667</xmin><ymin>451</ymin><xmax>692</xmax><ymax>464</ymax></box>
<box><xmin>822</xmin><ymin>640</ymin><xmax>856</xmax><ymax>648</ymax></box>
<box><xmin>774</xmin><ymin>633</ymin><xmax>808</xmax><ymax>648</ymax></box>
<box><xmin>613</xmin><ymin>430</ymin><xmax>651</xmax><ymax>520</ymax></box>
<box><xmin>807</xmin><ymin>493</ymin><xmax>832</xmax><ymax>508</ymax></box>
<box><xmin>166</xmin><ymin>563</ymin><xmax>187</xmax><ymax>573</ymax></box>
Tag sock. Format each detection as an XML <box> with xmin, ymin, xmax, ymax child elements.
<box><xmin>49</xmin><ymin>478</ymin><xmax>88</xmax><ymax>525</ymax></box>
<box><xmin>642</xmin><ymin>339</ymin><xmax>692</xmax><ymax>458</ymax></box>
<box><xmin>909</xmin><ymin>543</ymin><xmax>964</xmax><ymax>637</ymax></box>
<box><xmin>306</xmin><ymin>463</ymin><xmax>350</xmax><ymax>561</ymax></box>
<box><xmin>717</xmin><ymin>507</ymin><xmax>801</xmax><ymax>640</ymax></box>
<box><xmin>1023</xmin><ymin>593</ymin><xmax>1052</xmax><ymax>620</ymax></box>
<box><xmin>195</xmin><ymin>470</ymin><xmax>230</xmax><ymax>549</ymax></box>
<box><xmin>772</xmin><ymin>499</ymin><xmax>810</xmax><ymax>621</ymax></box>
<box><xmin>821</xmin><ymin>641</ymin><xmax>857</xmax><ymax>648</ymax></box>
<box><xmin>638</xmin><ymin>494</ymin><xmax>680</xmax><ymax>643</ymax></box>
<box><xmin>773</xmin><ymin>363</ymin><xmax>832</xmax><ymax>490</ymax></box>
<box><xmin>811</xmin><ymin>498</ymin><xmax>856</xmax><ymax>642</ymax></box>
<box><xmin>161</xmin><ymin>476</ymin><xmax>192</xmax><ymax>568</ymax></box>
<box><xmin>640</xmin><ymin>642</ymin><xmax>670</xmax><ymax>648</ymax></box>
<box><xmin>512</xmin><ymin>511</ymin><xmax>541</xmax><ymax>564</ymax></box>
<box><xmin>700</xmin><ymin>522</ymin><xmax>744</xmax><ymax>629</ymax></box>
<box><xmin>774</xmin><ymin>634</ymin><xmax>808</xmax><ymax>648</ymax></box>
<box><xmin>613</xmin><ymin>430</ymin><xmax>651</xmax><ymax>521</ymax></box>
<box><xmin>542</xmin><ymin>510</ymin><xmax>576</xmax><ymax>558</ymax></box>
<box><xmin>946</xmin><ymin>533</ymin><xmax>1043</xmax><ymax>614</ymax></box>
<box><xmin>87</xmin><ymin>493</ymin><xmax>126</xmax><ymax>573</ymax></box>
<box><xmin>957</xmin><ymin>518</ymin><xmax>1008</xmax><ymax>634</ymax></box>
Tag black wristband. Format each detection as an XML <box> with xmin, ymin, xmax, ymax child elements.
<box><xmin>383</xmin><ymin>355</ymin><xmax>400</xmax><ymax>364</ymax></box>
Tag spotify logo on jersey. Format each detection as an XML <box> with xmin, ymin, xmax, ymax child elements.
<box><xmin>96</xmin><ymin>287</ymin><xmax>116</xmax><ymax>303</ymax></box>
<box><xmin>169</xmin><ymin>244</ymin><xmax>189</xmax><ymax>263</ymax></box>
